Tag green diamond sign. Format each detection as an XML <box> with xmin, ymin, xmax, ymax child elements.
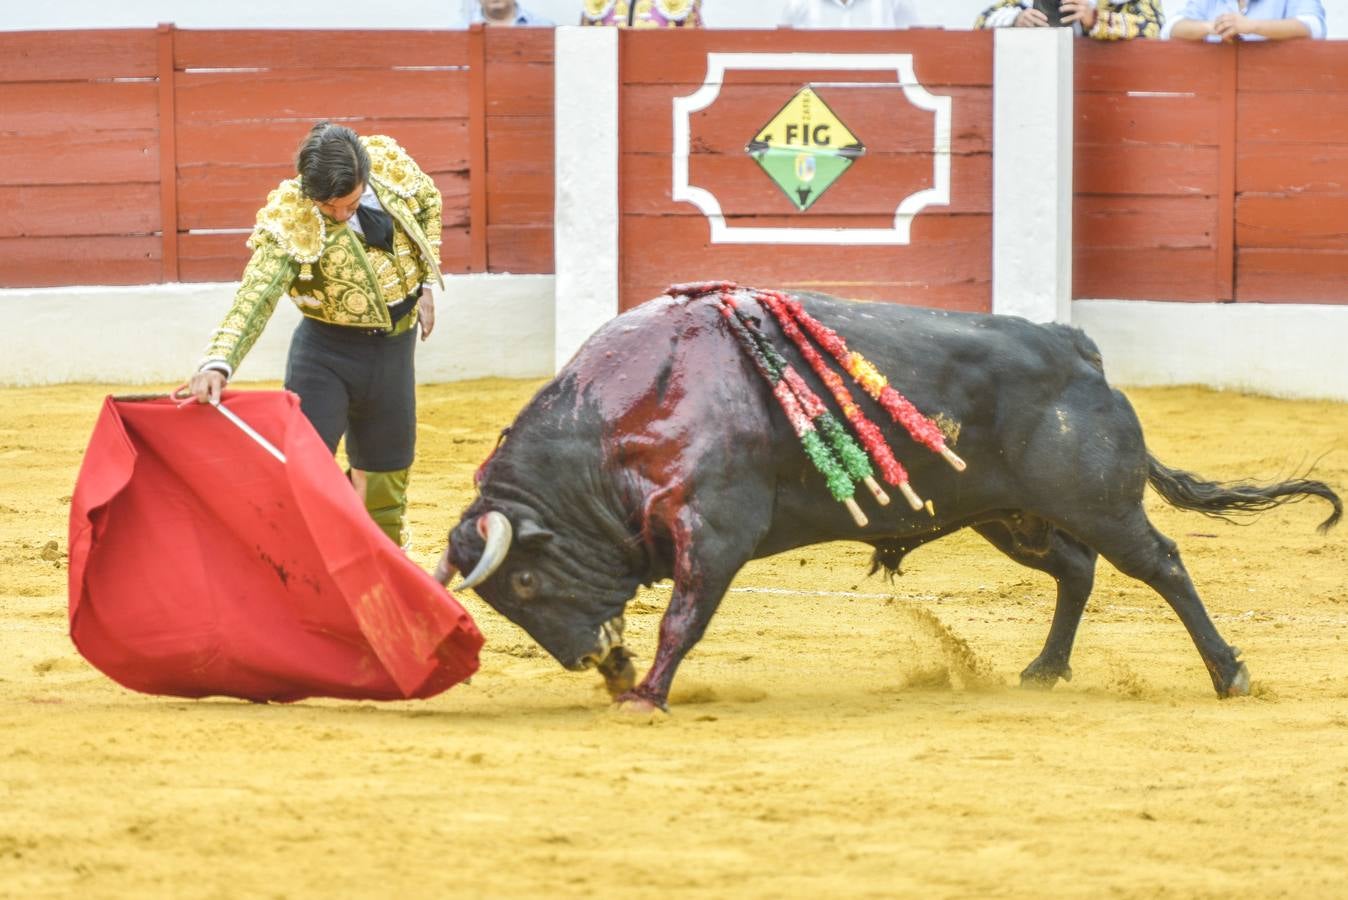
<box><xmin>746</xmin><ymin>86</ymin><xmax>866</xmax><ymax>212</ymax></box>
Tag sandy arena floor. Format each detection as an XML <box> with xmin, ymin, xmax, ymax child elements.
<box><xmin>2</xmin><ymin>380</ymin><xmax>1347</xmax><ymax>898</ymax></box>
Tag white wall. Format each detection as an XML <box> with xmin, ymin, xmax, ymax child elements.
<box><xmin>1074</xmin><ymin>300</ymin><xmax>1348</xmax><ymax>401</ymax></box>
<box><xmin>5</xmin><ymin>1</ymin><xmax>1346</xmax><ymax>37</ymax></box>
<box><xmin>0</xmin><ymin>276</ymin><xmax>555</xmax><ymax>386</ymax></box>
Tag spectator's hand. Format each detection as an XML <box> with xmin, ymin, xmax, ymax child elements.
<box><xmin>419</xmin><ymin>287</ymin><xmax>436</xmax><ymax>341</ymax></box>
<box><xmin>1015</xmin><ymin>8</ymin><xmax>1050</xmax><ymax>27</ymax></box>
<box><xmin>1060</xmin><ymin>0</ymin><xmax>1098</xmax><ymax>29</ymax></box>
<box><xmin>1213</xmin><ymin>12</ymin><xmax>1252</xmax><ymax>40</ymax></box>
<box><xmin>175</xmin><ymin>369</ymin><xmax>227</xmax><ymax>407</ymax></box>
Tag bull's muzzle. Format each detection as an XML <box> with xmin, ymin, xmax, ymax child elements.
<box><xmin>575</xmin><ymin>615</ymin><xmax>626</xmax><ymax>671</ymax></box>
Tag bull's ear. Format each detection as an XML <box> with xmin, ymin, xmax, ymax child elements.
<box><xmin>516</xmin><ymin>519</ymin><xmax>555</xmax><ymax>547</ymax></box>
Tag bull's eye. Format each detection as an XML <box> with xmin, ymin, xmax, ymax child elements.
<box><xmin>510</xmin><ymin>569</ymin><xmax>538</xmax><ymax>600</ymax></box>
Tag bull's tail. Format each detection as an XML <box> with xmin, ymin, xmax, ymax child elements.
<box><xmin>1147</xmin><ymin>454</ymin><xmax>1342</xmax><ymax>535</ymax></box>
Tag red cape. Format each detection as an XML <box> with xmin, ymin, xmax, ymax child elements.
<box><xmin>67</xmin><ymin>391</ymin><xmax>482</xmax><ymax>703</ymax></box>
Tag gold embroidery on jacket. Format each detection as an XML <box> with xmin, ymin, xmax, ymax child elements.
<box><xmin>250</xmin><ymin>180</ymin><xmax>325</xmax><ymax>263</ymax></box>
<box><xmin>203</xmin><ymin>134</ymin><xmax>443</xmax><ymax>373</ymax></box>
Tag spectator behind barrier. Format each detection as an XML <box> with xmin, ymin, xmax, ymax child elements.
<box><xmin>468</xmin><ymin>0</ymin><xmax>555</xmax><ymax>25</ymax></box>
<box><xmin>975</xmin><ymin>0</ymin><xmax>1163</xmax><ymax>39</ymax></box>
<box><xmin>779</xmin><ymin>0</ymin><xmax>920</xmax><ymax>28</ymax></box>
<box><xmin>1165</xmin><ymin>0</ymin><xmax>1325</xmax><ymax>41</ymax></box>
<box><xmin>580</xmin><ymin>0</ymin><xmax>704</xmax><ymax>26</ymax></box>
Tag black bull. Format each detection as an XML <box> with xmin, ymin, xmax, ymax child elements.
<box><xmin>440</xmin><ymin>287</ymin><xmax>1341</xmax><ymax>711</ymax></box>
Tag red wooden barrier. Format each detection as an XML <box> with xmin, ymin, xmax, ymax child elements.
<box><xmin>1073</xmin><ymin>40</ymin><xmax>1227</xmax><ymax>302</ymax></box>
<box><xmin>619</xmin><ymin>29</ymin><xmax>993</xmax><ymax>312</ymax></box>
<box><xmin>0</xmin><ymin>27</ymin><xmax>479</xmax><ymax>288</ymax></box>
<box><xmin>483</xmin><ymin>28</ymin><xmax>555</xmax><ymax>273</ymax></box>
<box><xmin>0</xmin><ymin>30</ymin><xmax>162</xmax><ymax>287</ymax></box>
<box><xmin>170</xmin><ymin>28</ymin><xmax>471</xmax><ymax>282</ymax></box>
<box><xmin>2</xmin><ymin>28</ymin><xmax>1347</xmax><ymax>309</ymax></box>
<box><xmin>1235</xmin><ymin>42</ymin><xmax>1348</xmax><ymax>303</ymax></box>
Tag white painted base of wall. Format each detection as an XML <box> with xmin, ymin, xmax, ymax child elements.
<box><xmin>3</xmin><ymin>279</ymin><xmax>1345</xmax><ymax>403</ymax></box>
<box><xmin>0</xmin><ymin>274</ymin><xmax>555</xmax><ymax>387</ymax></box>
<box><xmin>1073</xmin><ymin>300</ymin><xmax>1348</xmax><ymax>402</ymax></box>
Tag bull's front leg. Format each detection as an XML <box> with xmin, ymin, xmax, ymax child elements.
<box><xmin>615</xmin><ymin>508</ymin><xmax>746</xmax><ymax>714</ymax></box>
<box><xmin>615</xmin><ymin>575</ymin><xmax>733</xmax><ymax>714</ymax></box>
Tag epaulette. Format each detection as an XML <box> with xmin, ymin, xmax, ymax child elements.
<box><xmin>363</xmin><ymin>135</ymin><xmax>420</xmax><ymax>200</ymax></box>
<box><xmin>248</xmin><ymin>179</ymin><xmax>326</xmax><ymax>270</ymax></box>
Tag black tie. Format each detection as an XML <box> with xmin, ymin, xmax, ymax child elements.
<box><xmin>356</xmin><ymin>203</ymin><xmax>394</xmax><ymax>252</ymax></box>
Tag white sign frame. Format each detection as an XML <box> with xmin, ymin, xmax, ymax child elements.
<box><xmin>671</xmin><ymin>52</ymin><xmax>952</xmax><ymax>246</ymax></box>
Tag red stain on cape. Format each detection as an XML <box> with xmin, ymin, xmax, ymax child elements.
<box><xmin>67</xmin><ymin>392</ymin><xmax>483</xmax><ymax>703</ymax></box>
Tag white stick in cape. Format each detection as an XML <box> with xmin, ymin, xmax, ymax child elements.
<box><xmin>212</xmin><ymin>399</ymin><xmax>287</xmax><ymax>464</ymax></box>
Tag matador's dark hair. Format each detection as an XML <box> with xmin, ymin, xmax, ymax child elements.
<box><xmin>295</xmin><ymin>121</ymin><xmax>370</xmax><ymax>202</ymax></box>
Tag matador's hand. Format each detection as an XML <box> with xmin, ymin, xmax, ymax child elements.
<box><xmin>175</xmin><ymin>369</ymin><xmax>227</xmax><ymax>407</ymax></box>
<box><xmin>419</xmin><ymin>288</ymin><xmax>436</xmax><ymax>341</ymax></box>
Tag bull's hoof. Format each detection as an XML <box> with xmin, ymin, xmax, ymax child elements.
<box><xmin>612</xmin><ymin>690</ymin><xmax>668</xmax><ymax>719</ymax></box>
<box><xmin>1220</xmin><ymin>661</ymin><xmax>1252</xmax><ymax>699</ymax></box>
<box><xmin>602</xmin><ymin>667</ymin><xmax>637</xmax><ymax>699</ymax></box>
<box><xmin>616</xmin><ymin>698</ymin><xmax>666</xmax><ymax>716</ymax></box>
<box><xmin>597</xmin><ymin>649</ymin><xmax>637</xmax><ymax>699</ymax></box>
<box><xmin>1019</xmin><ymin>660</ymin><xmax>1071</xmax><ymax>690</ymax></box>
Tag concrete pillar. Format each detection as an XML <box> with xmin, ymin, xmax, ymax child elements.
<box><xmin>553</xmin><ymin>25</ymin><xmax>620</xmax><ymax>372</ymax></box>
<box><xmin>992</xmin><ymin>27</ymin><xmax>1073</xmax><ymax>323</ymax></box>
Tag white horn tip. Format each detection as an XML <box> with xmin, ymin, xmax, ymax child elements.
<box><xmin>457</xmin><ymin>510</ymin><xmax>513</xmax><ymax>591</ymax></box>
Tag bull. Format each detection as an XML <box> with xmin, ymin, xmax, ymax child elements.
<box><xmin>437</xmin><ymin>285</ymin><xmax>1341</xmax><ymax>713</ymax></box>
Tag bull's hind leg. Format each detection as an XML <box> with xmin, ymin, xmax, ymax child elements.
<box><xmin>974</xmin><ymin>518</ymin><xmax>1097</xmax><ymax>689</ymax></box>
<box><xmin>1071</xmin><ymin>510</ymin><xmax>1250</xmax><ymax>698</ymax></box>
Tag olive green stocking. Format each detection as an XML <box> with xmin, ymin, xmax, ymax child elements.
<box><xmin>357</xmin><ymin>467</ymin><xmax>410</xmax><ymax>546</ymax></box>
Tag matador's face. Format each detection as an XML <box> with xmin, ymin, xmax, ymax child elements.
<box><xmin>315</xmin><ymin>183</ymin><xmax>364</xmax><ymax>222</ymax></box>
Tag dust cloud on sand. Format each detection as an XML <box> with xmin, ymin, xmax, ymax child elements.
<box><xmin>3</xmin><ymin>382</ymin><xmax>1347</xmax><ymax>897</ymax></box>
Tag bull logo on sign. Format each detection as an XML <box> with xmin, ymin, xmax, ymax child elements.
<box><xmin>747</xmin><ymin>85</ymin><xmax>865</xmax><ymax>212</ymax></box>
<box><xmin>673</xmin><ymin>53</ymin><xmax>951</xmax><ymax>245</ymax></box>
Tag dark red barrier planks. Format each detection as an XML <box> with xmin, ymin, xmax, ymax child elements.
<box><xmin>0</xmin><ymin>184</ymin><xmax>159</xmax><ymax>239</ymax></box>
<box><xmin>1073</xmin><ymin>40</ymin><xmax>1227</xmax><ymax>301</ymax></box>
<box><xmin>0</xmin><ymin>236</ymin><xmax>161</xmax><ymax>288</ymax></box>
<box><xmin>1075</xmin><ymin>247</ymin><xmax>1219</xmax><ymax>302</ymax></box>
<box><xmin>622</xmin><ymin>213</ymin><xmax>990</xmax><ymax>312</ymax></box>
<box><xmin>622</xmin><ymin>29</ymin><xmax>995</xmax><ymax>87</ymax></box>
<box><xmin>1237</xmin><ymin>249</ymin><xmax>1348</xmax><ymax>303</ymax></box>
<box><xmin>619</xmin><ymin>29</ymin><xmax>992</xmax><ymax>312</ymax></box>
<box><xmin>0</xmin><ymin>30</ymin><xmax>157</xmax><ymax>82</ymax></box>
<box><xmin>173</xmin><ymin>69</ymin><xmax>468</xmax><ymax>123</ymax></box>
<box><xmin>172</xmin><ymin>29</ymin><xmax>468</xmax><ymax>70</ymax></box>
<box><xmin>483</xmin><ymin>27</ymin><xmax>554</xmax><ymax>273</ymax></box>
<box><xmin>1233</xmin><ymin>41</ymin><xmax>1348</xmax><ymax>304</ymax></box>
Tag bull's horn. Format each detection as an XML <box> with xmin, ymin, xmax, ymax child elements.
<box><xmin>456</xmin><ymin>511</ymin><xmax>513</xmax><ymax>591</ymax></box>
<box><xmin>433</xmin><ymin>546</ymin><xmax>458</xmax><ymax>587</ymax></box>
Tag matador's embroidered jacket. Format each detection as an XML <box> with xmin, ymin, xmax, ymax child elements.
<box><xmin>975</xmin><ymin>0</ymin><xmax>1164</xmax><ymax>39</ymax></box>
<box><xmin>200</xmin><ymin>135</ymin><xmax>444</xmax><ymax>375</ymax></box>
<box><xmin>581</xmin><ymin>0</ymin><xmax>703</xmax><ymax>27</ymax></box>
